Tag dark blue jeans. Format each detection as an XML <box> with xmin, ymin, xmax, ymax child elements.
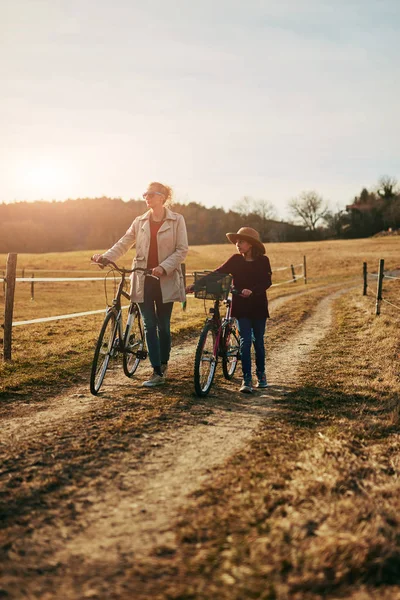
<box><xmin>236</xmin><ymin>317</ymin><xmax>267</xmax><ymax>379</ymax></box>
<box><xmin>138</xmin><ymin>278</ymin><xmax>173</xmax><ymax>369</ymax></box>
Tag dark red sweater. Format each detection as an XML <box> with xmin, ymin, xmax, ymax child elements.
<box><xmin>147</xmin><ymin>219</ymin><xmax>163</xmax><ymax>269</ymax></box>
<box><xmin>216</xmin><ymin>254</ymin><xmax>272</xmax><ymax>319</ymax></box>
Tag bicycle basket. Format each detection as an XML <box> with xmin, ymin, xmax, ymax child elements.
<box><xmin>193</xmin><ymin>272</ymin><xmax>232</xmax><ymax>300</ymax></box>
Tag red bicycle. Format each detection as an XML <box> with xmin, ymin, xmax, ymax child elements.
<box><xmin>192</xmin><ymin>272</ymin><xmax>241</xmax><ymax>396</ymax></box>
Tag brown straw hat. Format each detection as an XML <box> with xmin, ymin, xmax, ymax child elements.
<box><xmin>226</xmin><ymin>226</ymin><xmax>265</xmax><ymax>254</ymax></box>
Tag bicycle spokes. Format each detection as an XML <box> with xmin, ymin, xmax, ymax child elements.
<box><xmin>123</xmin><ymin>310</ymin><xmax>146</xmax><ymax>378</ymax></box>
<box><xmin>90</xmin><ymin>312</ymin><xmax>118</xmax><ymax>395</ymax></box>
<box><xmin>222</xmin><ymin>321</ymin><xmax>240</xmax><ymax>380</ymax></box>
<box><xmin>194</xmin><ymin>323</ymin><xmax>217</xmax><ymax>396</ymax></box>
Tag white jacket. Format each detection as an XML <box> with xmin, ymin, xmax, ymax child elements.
<box><xmin>103</xmin><ymin>208</ymin><xmax>188</xmax><ymax>303</ymax></box>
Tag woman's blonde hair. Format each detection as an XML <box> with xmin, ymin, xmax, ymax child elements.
<box><xmin>149</xmin><ymin>182</ymin><xmax>173</xmax><ymax>206</ymax></box>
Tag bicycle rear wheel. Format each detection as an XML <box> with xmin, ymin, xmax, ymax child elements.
<box><xmin>123</xmin><ymin>305</ymin><xmax>146</xmax><ymax>377</ymax></box>
<box><xmin>194</xmin><ymin>322</ymin><xmax>217</xmax><ymax>397</ymax></box>
<box><xmin>222</xmin><ymin>319</ymin><xmax>240</xmax><ymax>380</ymax></box>
<box><xmin>90</xmin><ymin>311</ymin><xmax>118</xmax><ymax>395</ymax></box>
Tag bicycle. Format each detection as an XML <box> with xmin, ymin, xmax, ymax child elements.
<box><xmin>90</xmin><ymin>258</ymin><xmax>155</xmax><ymax>396</ymax></box>
<box><xmin>192</xmin><ymin>271</ymin><xmax>241</xmax><ymax>397</ymax></box>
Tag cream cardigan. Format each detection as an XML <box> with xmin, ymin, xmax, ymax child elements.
<box><xmin>103</xmin><ymin>208</ymin><xmax>188</xmax><ymax>303</ymax></box>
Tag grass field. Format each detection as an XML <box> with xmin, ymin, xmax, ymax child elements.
<box><xmin>2</xmin><ymin>238</ymin><xmax>400</xmax><ymax>598</ymax></box>
<box><xmin>0</xmin><ymin>236</ymin><xmax>399</xmax><ymax>397</ymax></box>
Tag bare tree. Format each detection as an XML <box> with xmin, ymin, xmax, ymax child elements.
<box><xmin>233</xmin><ymin>196</ymin><xmax>276</xmax><ymax>219</ymax></box>
<box><xmin>252</xmin><ymin>198</ymin><xmax>276</xmax><ymax>221</ymax></box>
<box><xmin>288</xmin><ymin>191</ymin><xmax>329</xmax><ymax>232</ymax></box>
<box><xmin>377</xmin><ymin>176</ymin><xmax>400</xmax><ymax>230</ymax></box>
<box><xmin>233</xmin><ymin>196</ymin><xmax>253</xmax><ymax>216</ymax></box>
<box><xmin>377</xmin><ymin>175</ymin><xmax>398</xmax><ymax>199</ymax></box>
<box><xmin>232</xmin><ymin>196</ymin><xmax>276</xmax><ymax>241</ymax></box>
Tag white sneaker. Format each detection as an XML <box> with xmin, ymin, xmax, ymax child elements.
<box><xmin>239</xmin><ymin>378</ymin><xmax>253</xmax><ymax>394</ymax></box>
<box><xmin>142</xmin><ymin>372</ymin><xmax>165</xmax><ymax>387</ymax></box>
<box><xmin>256</xmin><ymin>372</ymin><xmax>268</xmax><ymax>388</ymax></box>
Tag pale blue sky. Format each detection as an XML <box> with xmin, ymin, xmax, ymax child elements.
<box><xmin>1</xmin><ymin>0</ymin><xmax>399</xmax><ymax>219</ymax></box>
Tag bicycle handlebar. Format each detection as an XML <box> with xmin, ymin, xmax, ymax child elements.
<box><xmin>91</xmin><ymin>257</ymin><xmax>157</xmax><ymax>278</ymax></box>
<box><xmin>186</xmin><ymin>284</ymin><xmax>241</xmax><ymax>297</ymax></box>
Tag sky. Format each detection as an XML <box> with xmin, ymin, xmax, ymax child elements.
<box><xmin>1</xmin><ymin>0</ymin><xmax>399</xmax><ymax>220</ymax></box>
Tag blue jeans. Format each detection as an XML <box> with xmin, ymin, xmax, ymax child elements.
<box><xmin>236</xmin><ymin>317</ymin><xmax>267</xmax><ymax>379</ymax></box>
<box><xmin>138</xmin><ymin>278</ymin><xmax>173</xmax><ymax>369</ymax></box>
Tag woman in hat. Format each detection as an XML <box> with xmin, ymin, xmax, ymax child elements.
<box><xmin>188</xmin><ymin>227</ymin><xmax>272</xmax><ymax>393</ymax></box>
<box><xmin>92</xmin><ymin>181</ymin><xmax>188</xmax><ymax>388</ymax></box>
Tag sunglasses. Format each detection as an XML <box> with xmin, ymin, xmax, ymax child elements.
<box><xmin>143</xmin><ymin>191</ymin><xmax>165</xmax><ymax>199</ymax></box>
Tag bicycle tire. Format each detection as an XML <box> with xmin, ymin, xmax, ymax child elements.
<box><xmin>194</xmin><ymin>321</ymin><xmax>217</xmax><ymax>397</ymax></box>
<box><xmin>222</xmin><ymin>319</ymin><xmax>240</xmax><ymax>380</ymax></box>
<box><xmin>123</xmin><ymin>305</ymin><xmax>146</xmax><ymax>377</ymax></box>
<box><xmin>90</xmin><ymin>311</ymin><xmax>118</xmax><ymax>395</ymax></box>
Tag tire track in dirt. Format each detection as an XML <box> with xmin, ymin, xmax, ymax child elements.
<box><xmin>47</xmin><ymin>287</ymin><xmax>351</xmax><ymax>569</ymax></box>
<box><xmin>0</xmin><ymin>284</ymin><xmax>329</xmax><ymax>444</ymax></box>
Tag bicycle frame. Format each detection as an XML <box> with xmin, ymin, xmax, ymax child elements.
<box><xmin>207</xmin><ymin>296</ymin><xmax>234</xmax><ymax>357</ymax></box>
<box><xmin>193</xmin><ymin>288</ymin><xmax>240</xmax><ymax>397</ymax></box>
<box><xmin>106</xmin><ymin>272</ymin><xmax>132</xmax><ymax>354</ymax></box>
<box><xmin>99</xmin><ymin>260</ymin><xmax>153</xmax><ymax>355</ymax></box>
<box><xmin>90</xmin><ymin>260</ymin><xmax>154</xmax><ymax>395</ymax></box>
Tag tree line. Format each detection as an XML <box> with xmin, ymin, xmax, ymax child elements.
<box><xmin>288</xmin><ymin>176</ymin><xmax>400</xmax><ymax>239</ymax></box>
<box><xmin>1</xmin><ymin>175</ymin><xmax>398</xmax><ymax>253</ymax></box>
<box><xmin>0</xmin><ymin>197</ymin><xmax>306</xmax><ymax>253</ymax></box>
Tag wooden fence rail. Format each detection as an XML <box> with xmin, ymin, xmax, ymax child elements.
<box><xmin>2</xmin><ymin>254</ymin><xmax>307</xmax><ymax>361</ymax></box>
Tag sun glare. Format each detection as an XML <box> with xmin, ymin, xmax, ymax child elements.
<box><xmin>20</xmin><ymin>158</ymin><xmax>72</xmax><ymax>199</ymax></box>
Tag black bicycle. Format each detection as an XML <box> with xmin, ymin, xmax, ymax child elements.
<box><xmin>90</xmin><ymin>259</ymin><xmax>154</xmax><ymax>395</ymax></box>
<box><xmin>192</xmin><ymin>272</ymin><xmax>241</xmax><ymax>396</ymax></box>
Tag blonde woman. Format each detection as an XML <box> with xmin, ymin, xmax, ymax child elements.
<box><xmin>92</xmin><ymin>182</ymin><xmax>188</xmax><ymax>387</ymax></box>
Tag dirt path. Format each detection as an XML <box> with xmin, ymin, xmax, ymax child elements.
<box><xmin>1</xmin><ymin>286</ymin><xmax>351</xmax><ymax>599</ymax></box>
<box><xmin>59</xmin><ymin>290</ymin><xmax>345</xmax><ymax>561</ymax></box>
<box><xmin>0</xmin><ymin>285</ymin><xmax>321</xmax><ymax>441</ymax></box>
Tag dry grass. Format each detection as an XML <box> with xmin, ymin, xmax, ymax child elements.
<box><xmin>1</xmin><ymin>237</ymin><xmax>399</xmax><ymax>399</ymax></box>
<box><xmin>133</xmin><ymin>288</ymin><xmax>400</xmax><ymax>599</ymax></box>
<box><xmin>0</xmin><ymin>298</ymin><xmax>205</xmax><ymax>399</ymax></box>
<box><xmin>1</xmin><ymin>261</ymin><xmax>400</xmax><ymax>598</ymax></box>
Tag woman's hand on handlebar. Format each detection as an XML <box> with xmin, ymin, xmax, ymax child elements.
<box><xmin>91</xmin><ymin>254</ymin><xmax>110</xmax><ymax>267</ymax></box>
<box><xmin>185</xmin><ymin>284</ymin><xmax>195</xmax><ymax>294</ymax></box>
<box><xmin>152</xmin><ymin>266</ymin><xmax>165</xmax><ymax>278</ymax></box>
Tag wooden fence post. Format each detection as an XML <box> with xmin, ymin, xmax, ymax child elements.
<box><xmin>290</xmin><ymin>264</ymin><xmax>296</xmax><ymax>282</ymax></box>
<box><xmin>375</xmin><ymin>259</ymin><xmax>384</xmax><ymax>316</ymax></box>
<box><xmin>363</xmin><ymin>262</ymin><xmax>368</xmax><ymax>296</ymax></box>
<box><xmin>181</xmin><ymin>263</ymin><xmax>187</xmax><ymax>311</ymax></box>
<box><xmin>31</xmin><ymin>273</ymin><xmax>35</xmax><ymax>301</ymax></box>
<box><xmin>303</xmin><ymin>255</ymin><xmax>307</xmax><ymax>284</ymax></box>
<box><xmin>3</xmin><ymin>253</ymin><xmax>18</xmax><ymax>361</ymax></box>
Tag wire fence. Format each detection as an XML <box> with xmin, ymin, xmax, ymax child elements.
<box><xmin>2</xmin><ymin>254</ymin><xmax>307</xmax><ymax>360</ymax></box>
<box><xmin>363</xmin><ymin>259</ymin><xmax>400</xmax><ymax>315</ymax></box>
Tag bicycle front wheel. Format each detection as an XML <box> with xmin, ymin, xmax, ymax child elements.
<box><xmin>123</xmin><ymin>305</ymin><xmax>146</xmax><ymax>377</ymax></box>
<box><xmin>222</xmin><ymin>319</ymin><xmax>240</xmax><ymax>380</ymax></box>
<box><xmin>90</xmin><ymin>311</ymin><xmax>118</xmax><ymax>395</ymax></box>
<box><xmin>194</xmin><ymin>322</ymin><xmax>217</xmax><ymax>397</ymax></box>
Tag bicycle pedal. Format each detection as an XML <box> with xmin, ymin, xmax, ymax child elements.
<box><xmin>136</xmin><ymin>350</ymin><xmax>148</xmax><ymax>360</ymax></box>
